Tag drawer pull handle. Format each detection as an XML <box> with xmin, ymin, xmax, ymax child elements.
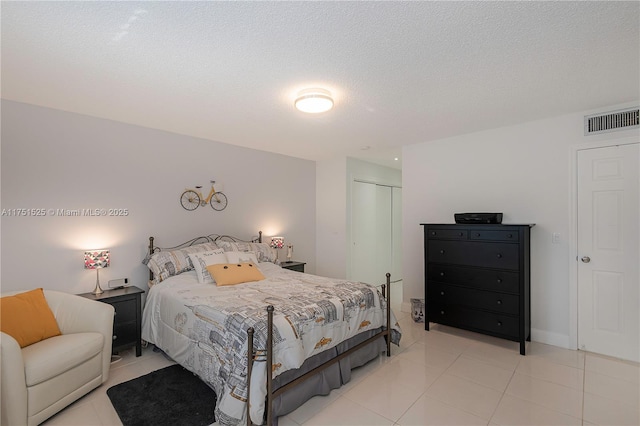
<box><xmin>497</xmin><ymin>278</ymin><xmax>502</xmax><ymax>283</ymax></box>
<box><xmin>113</xmin><ymin>335</ymin><xmax>117</xmax><ymax>340</ymax></box>
<box><xmin>440</xmin><ymin>291</ymin><xmax>445</xmax><ymax>296</ymax></box>
<box><xmin>440</xmin><ymin>250</ymin><xmax>445</xmax><ymax>254</ymax></box>
<box><xmin>507</xmin><ymin>234</ymin><xmax>513</xmax><ymax>238</ymax></box>
<box><xmin>431</xmin><ymin>231</ymin><xmax>436</xmax><ymax>236</ymax></box>
<box><xmin>497</xmin><ymin>321</ymin><xmax>502</xmax><ymax>326</ymax></box>
<box><xmin>459</xmin><ymin>232</ymin><xmax>464</xmax><ymax>236</ymax></box>
<box><xmin>496</xmin><ymin>253</ymin><xmax>502</xmax><ymax>258</ymax></box>
<box><xmin>476</xmin><ymin>233</ymin><xmax>481</xmax><ymax>237</ymax></box>
<box><xmin>440</xmin><ymin>272</ymin><xmax>445</xmax><ymax>276</ymax></box>
<box><xmin>440</xmin><ymin>310</ymin><xmax>445</xmax><ymax>315</ymax></box>
<box><xmin>497</xmin><ymin>300</ymin><xmax>502</xmax><ymax>305</ymax></box>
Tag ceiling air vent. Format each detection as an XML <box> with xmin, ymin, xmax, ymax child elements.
<box><xmin>584</xmin><ymin>108</ymin><xmax>639</xmax><ymax>135</ymax></box>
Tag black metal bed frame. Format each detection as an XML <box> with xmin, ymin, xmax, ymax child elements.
<box><xmin>146</xmin><ymin>231</ymin><xmax>393</xmax><ymax>426</ymax></box>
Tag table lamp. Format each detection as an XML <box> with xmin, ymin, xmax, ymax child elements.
<box><xmin>270</xmin><ymin>237</ymin><xmax>284</xmax><ymax>264</ymax></box>
<box><xmin>84</xmin><ymin>249</ymin><xmax>110</xmax><ymax>295</ymax></box>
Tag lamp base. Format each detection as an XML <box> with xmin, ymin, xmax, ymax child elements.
<box><xmin>91</xmin><ymin>282</ymin><xmax>104</xmax><ymax>295</ymax></box>
<box><xmin>91</xmin><ymin>269</ymin><xmax>104</xmax><ymax>295</ymax></box>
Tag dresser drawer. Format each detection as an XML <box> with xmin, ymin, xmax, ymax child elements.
<box><xmin>425</xmin><ymin>228</ymin><xmax>468</xmax><ymax>240</ymax></box>
<box><xmin>429</xmin><ymin>304</ymin><xmax>519</xmax><ymax>339</ymax></box>
<box><xmin>469</xmin><ymin>230</ymin><xmax>519</xmax><ymax>242</ymax></box>
<box><xmin>427</xmin><ymin>264</ymin><xmax>520</xmax><ymax>294</ymax></box>
<box><xmin>428</xmin><ymin>240</ymin><xmax>520</xmax><ymax>270</ymax></box>
<box><xmin>428</xmin><ymin>282</ymin><xmax>519</xmax><ymax>315</ymax></box>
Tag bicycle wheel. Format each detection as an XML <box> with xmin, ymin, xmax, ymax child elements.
<box><xmin>180</xmin><ymin>190</ymin><xmax>200</xmax><ymax>211</ymax></box>
<box><xmin>210</xmin><ymin>192</ymin><xmax>228</xmax><ymax>211</ymax></box>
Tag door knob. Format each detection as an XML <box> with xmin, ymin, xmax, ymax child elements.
<box><xmin>581</xmin><ymin>256</ymin><xmax>591</xmax><ymax>263</ymax></box>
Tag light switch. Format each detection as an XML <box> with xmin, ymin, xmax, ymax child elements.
<box><xmin>552</xmin><ymin>233</ymin><xmax>561</xmax><ymax>244</ymax></box>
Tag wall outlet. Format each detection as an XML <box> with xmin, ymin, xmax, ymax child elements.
<box><xmin>108</xmin><ymin>278</ymin><xmax>129</xmax><ymax>288</ymax></box>
<box><xmin>552</xmin><ymin>233</ymin><xmax>561</xmax><ymax>244</ymax></box>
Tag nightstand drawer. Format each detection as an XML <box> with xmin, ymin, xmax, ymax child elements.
<box><xmin>281</xmin><ymin>261</ymin><xmax>306</xmax><ymax>273</ymax></box>
<box><xmin>114</xmin><ymin>323</ymin><xmax>137</xmax><ymax>347</ymax></box>
<box><xmin>111</xmin><ymin>300</ymin><xmax>137</xmax><ymax>324</ymax></box>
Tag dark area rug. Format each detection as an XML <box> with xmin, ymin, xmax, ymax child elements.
<box><xmin>107</xmin><ymin>364</ymin><xmax>216</xmax><ymax>426</ymax></box>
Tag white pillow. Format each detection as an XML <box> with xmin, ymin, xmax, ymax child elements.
<box><xmin>188</xmin><ymin>249</ymin><xmax>228</xmax><ymax>284</ymax></box>
<box><xmin>217</xmin><ymin>241</ymin><xmax>277</xmax><ymax>263</ymax></box>
<box><xmin>145</xmin><ymin>242</ymin><xmax>220</xmax><ymax>283</ymax></box>
<box><xmin>225</xmin><ymin>251</ymin><xmax>259</xmax><ymax>265</ymax></box>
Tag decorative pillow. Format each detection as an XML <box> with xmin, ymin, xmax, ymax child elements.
<box><xmin>206</xmin><ymin>263</ymin><xmax>266</xmax><ymax>286</ymax></box>
<box><xmin>0</xmin><ymin>288</ymin><xmax>61</xmax><ymax>348</ymax></box>
<box><xmin>188</xmin><ymin>249</ymin><xmax>228</xmax><ymax>284</ymax></box>
<box><xmin>146</xmin><ymin>242</ymin><xmax>220</xmax><ymax>283</ymax></box>
<box><xmin>217</xmin><ymin>241</ymin><xmax>277</xmax><ymax>263</ymax></box>
<box><xmin>224</xmin><ymin>251</ymin><xmax>259</xmax><ymax>265</ymax></box>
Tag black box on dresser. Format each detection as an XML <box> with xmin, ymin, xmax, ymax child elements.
<box><xmin>421</xmin><ymin>223</ymin><xmax>534</xmax><ymax>355</ymax></box>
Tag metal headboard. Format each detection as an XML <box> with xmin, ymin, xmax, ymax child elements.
<box><xmin>144</xmin><ymin>231</ymin><xmax>263</xmax><ymax>281</ymax></box>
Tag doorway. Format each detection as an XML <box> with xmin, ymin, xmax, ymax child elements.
<box><xmin>575</xmin><ymin>141</ymin><xmax>639</xmax><ymax>362</ymax></box>
<box><xmin>350</xmin><ymin>180</ymin><xmax>402</xmax><ymax>287</ymax></box>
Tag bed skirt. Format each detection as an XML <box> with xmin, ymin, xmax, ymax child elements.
<box><xmin>269</xmin><ymin>328</ymin><xmax>386</xmax><ymax>425</ymax></box>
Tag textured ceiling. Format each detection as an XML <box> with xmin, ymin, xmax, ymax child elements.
<box><xmin>2</xmin><ymin>1</ymin><xmax>639</xmax><ymax>169</ymax></box>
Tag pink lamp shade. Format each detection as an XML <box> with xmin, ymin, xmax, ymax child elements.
<box><xmin>85</xmin><ymin>250</ymin><xmax>109</xmax><ymax>295</ymax></box>
<box><xmin>84</xmin><ymin>250</ymin><xmax>110</xmax><ymax>269</ymax></box>
<box><xmin>270</xmin><ymin>237</ymin><xmax>284</xmax><ymax>249</ymax></box>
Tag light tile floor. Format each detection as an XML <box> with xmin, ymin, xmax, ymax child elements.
<box><xmin>44</xmin><ymin>311</ymin><xmax>640</xmax><ymax>426</ymax></box>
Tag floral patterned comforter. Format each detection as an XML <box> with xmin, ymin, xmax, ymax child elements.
<box><xmin>141</xmin><ymin>262</ymin><xmax>401</xmax><ymax>425</ymax></box>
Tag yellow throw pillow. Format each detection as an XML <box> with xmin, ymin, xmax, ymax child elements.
<box><xmin>207</xmin><ymin>263</ymin><xmax>266</xmax><ymax>286</ymax></box>
<box><xmin>0</xmin><ymin>288</ymin><xmax>62</xmax><ymax>348</ymax></box>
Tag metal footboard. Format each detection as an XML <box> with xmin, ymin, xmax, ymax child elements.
<box><xmin>246</xmin><ymin>273</ymin><xmax>393</xmax><ymax>426</ymax></box>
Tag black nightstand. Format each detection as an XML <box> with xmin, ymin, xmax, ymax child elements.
<box><xmin>78</xmin><ymin>286</ymin><xmax>145</xmax><ymax>357</ymax></box>
<box><xmin>280</xmin><ymin>261</ymin><xmax>306</xmax><ymax>273</ymax></box>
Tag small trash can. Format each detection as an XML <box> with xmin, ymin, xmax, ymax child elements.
<box><xmin>411</xmin><ymin>298</ymin><xmax>425</xmax><ymax>323</ymax></box>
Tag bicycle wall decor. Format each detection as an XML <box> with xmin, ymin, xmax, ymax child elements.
<box><xmin>180</xmin><ymin>180</ymin><xmax>228</xmax><ymax>211</ymax></box>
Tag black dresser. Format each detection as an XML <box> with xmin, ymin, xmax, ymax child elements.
<box><xmin>422</xmin><ymin>223</ymin><xmax>533</xmax><ymax>355</ymax></box>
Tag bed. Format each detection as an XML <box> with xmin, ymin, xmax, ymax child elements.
<box><xmin>141</xmin><ymin>232</ymin><xmax>401</xmax><ymax>426</ymax></box>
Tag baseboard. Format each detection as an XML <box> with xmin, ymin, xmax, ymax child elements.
<box><xmin>531</xmin><ymin>328</ymin><xmax>573</xmax><ymax>349</ymax></box>
<box><xmin>397</xmin><ymin>308</ymin><xmax>574</xmax><ymax>350</ymax></box>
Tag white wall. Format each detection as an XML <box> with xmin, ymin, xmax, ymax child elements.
<box><xmin>315</xmin><ymin>157</ymin><xmax>347</xmax><ymax>278</ymax></box>
<box><xmin>1</xmin><ymin>100</ymin><xmax>316</xmax><ymax>294</ymax></box>
<box><xmin>403</xmin><ymin>102</ymin><xmax>639</xmax><ymax>348</ymax></box>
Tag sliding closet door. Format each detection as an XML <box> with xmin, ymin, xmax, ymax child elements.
<box><xmin>352</xmin><ymin>181</ymin><xmax>379</xmax><ymax>285</ymax></box>
<box><xmin>351</xmin><ymin>181</ymin><xmax>399</xmax><ymax>286</ymax></box>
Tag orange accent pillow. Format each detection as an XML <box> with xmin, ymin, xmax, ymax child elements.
<box><xmin>0</xmin><ymin>288</ymin><xmax>61</xmax><ymax>348</ymax></box>
<box><xmin>206</xmin><ymin>263</ymin><xmax>266</xmax><ymax>286</ymax></box>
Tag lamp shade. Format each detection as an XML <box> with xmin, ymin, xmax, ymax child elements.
<box><xmin>84</xmin><ymin>250</ymin><xmax>110</xmax><ymax>269</ymax></box>
<box><xmin>270</xmin><ymin>237</ymin><xmax>284</xmax><ymax>249</ymax></box>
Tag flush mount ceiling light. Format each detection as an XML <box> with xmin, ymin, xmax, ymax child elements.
<box><xmin>295</xmin><ymin>88</ymin><xmax>334</xmax><ymax>113</ymax></box>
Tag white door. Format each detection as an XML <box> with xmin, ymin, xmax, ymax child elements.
<box><xmin>351</xmin><ymin>181</ymin><xmax>397</xmax><ymax>286</ymax></box>
<box><xmin>577</xmin><ymin>143</ymin><xmax>639</xmax><ymax>362</ymax></box>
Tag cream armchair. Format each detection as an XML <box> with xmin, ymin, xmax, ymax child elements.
<box><xmin>1</xmin><ymin>290</ymin><xmax>114</xmax><ymax>426</ymax></box>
